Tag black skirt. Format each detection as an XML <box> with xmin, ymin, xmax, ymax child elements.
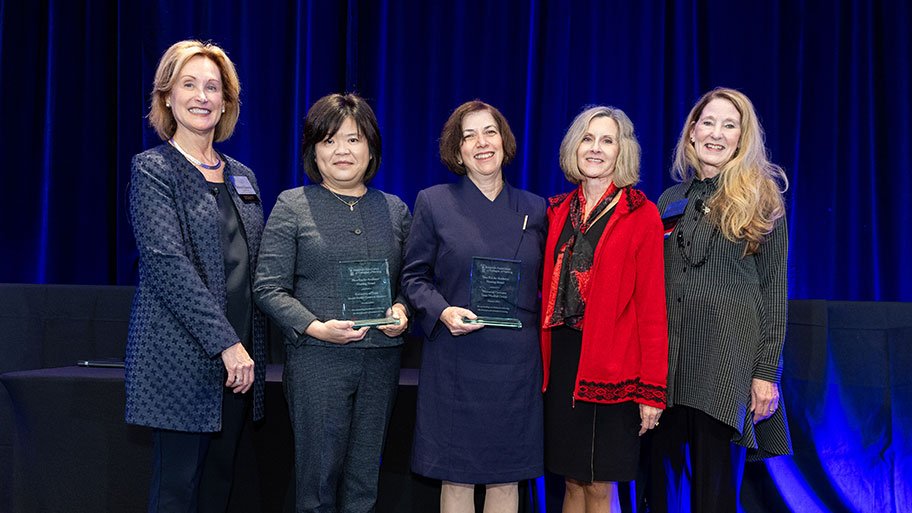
<box><xmin>543</xmin><ymin>325</ymin><xmax>641</xmax><ymax>483</ymax></box>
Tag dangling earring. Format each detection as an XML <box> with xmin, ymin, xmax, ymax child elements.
<box><xmin>221</xmin><ymin>106</ymin><xmax>225</xmax><ymax>113</ymax></box>
<box><xmin>166</xmin><ymin>101</ymin><xmax>171</xmax><ymax>108</ymax></box>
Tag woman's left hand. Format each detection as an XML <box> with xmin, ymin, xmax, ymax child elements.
<box><xmin>377</xmin><ymin>303</ymin><xmax>409</xmax><ymax>337</ymax></box>
<box><xmin>750</xmin><ymin>378</ymin><xmax>780</xmax><ymax>424</ymax></box>
<box><xmin>638</xmin><ymin>404</ymin><xmax>663</xmax><ymax>435</ymax></box>
<box><xmin>221</xmin><ymin>342</ymin><xmax>255</xmax><ymax>394</ymax></box>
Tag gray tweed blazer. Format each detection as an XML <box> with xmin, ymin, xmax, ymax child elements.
<box><xmin>254</xmin><ymin>185</ymin><xmax>411</xmax><ymax>349</ymax></box>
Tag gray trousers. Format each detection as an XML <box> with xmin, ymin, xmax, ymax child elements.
<box><xmin>284</xmin><ymin>344</ymin><xmax>401</xmax><ymax>513</ymax></box>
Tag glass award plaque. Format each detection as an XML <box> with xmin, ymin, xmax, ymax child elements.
<box><xmin>339</xmin><ymin>259</ymin><xmax>400</xmax><ymax>328</ymax></box>
<box><xmin>464</xmin><ymin>257</ymin><xmax>523</xmax><ymax>329</ymax></box>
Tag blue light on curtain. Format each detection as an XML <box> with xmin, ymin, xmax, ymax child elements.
<box><xmin>766</xmin><ymin>458</ymin><xmax>830</xmax><ymax>513</ymax></box>
<box><xmin>517</xmin><ymin>0</ymin><xmax>539</xmax><ymax>192</ymax></box>
<box><xmin>1</xmin><ymin>1</ymin><xmax>910</xmax><ymax>512</ymax></box>
<box><xmin>38</xmin><ymin>4</ymin><xmax>55</xmax><ymax>284</ymax></box>
<box><xmin>0</xmin><ymin>0</ymin><xmax>912</xmax><ymax>300</ymax></box>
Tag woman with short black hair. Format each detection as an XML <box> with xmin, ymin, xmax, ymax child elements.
<box><xmin>254</xmin><ymin>92</ymin><xmax>411</xmax><ymax>513</ymax></box>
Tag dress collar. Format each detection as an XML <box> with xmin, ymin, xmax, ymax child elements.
<box><xmin>458</xmin><ymin>175</ymin><xmax>512</xmax><ymax>208</ymax></box>
<box><xmin>685</xmin><ymin>173</ymin><xmax>720</xmax><ymax>196</ymax></box>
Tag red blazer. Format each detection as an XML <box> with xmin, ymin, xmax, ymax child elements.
<box><xmin>540</xmin><ymin>187</ymin><xmax>669</xmax><ymax>409</ymax></box>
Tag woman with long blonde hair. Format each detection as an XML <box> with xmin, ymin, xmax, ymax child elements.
<box><xmin>646</xmin><ymin>88</ymin><xmax>792</xmax><ymax>513</ymax></box>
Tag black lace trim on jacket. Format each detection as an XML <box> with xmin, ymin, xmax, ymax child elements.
<box><xmin>577</xmin><ymin>378</ymin><xmax>667</xmax><ymax>405</ymax></box>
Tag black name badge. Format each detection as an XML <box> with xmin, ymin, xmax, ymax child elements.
<box><xmin>465</xmin><ymin>257</ymin><xmax>523</xmax><ymax>329</ymax></box>
<box><xmin>339</xmin><ymin>259</ymin><xmax>400</xmax><ymax>328</ymax></box>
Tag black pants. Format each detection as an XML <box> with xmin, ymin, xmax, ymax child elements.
<box><xmin>642</xmin><ymin>405</ymin><xmax>746</xmax><ymax>513</ymax></box>
<box><xmin>148</xmin><ymin>389</ymin><xmax>250</xmax><ymax>513</ymax></box>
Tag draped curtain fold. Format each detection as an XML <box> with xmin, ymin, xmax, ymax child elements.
<box><xmin>1</xmin><ymin>0</ymin><xmax>908</xmax><ymax>302</ymax></box>
<box><xmin>0</xmin><ymin>2</ymin><xmax>909</xmax><ymax>511</ymax></box>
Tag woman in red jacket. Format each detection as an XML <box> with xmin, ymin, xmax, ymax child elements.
<box><xmin>541</xmin><ymin>105</ymin><xmax>668</xmax><ymax>512</ymax></box>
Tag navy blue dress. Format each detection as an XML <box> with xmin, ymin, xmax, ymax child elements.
<box><xmin>401</xmin><ymin>177</ymin><xmax>546</xmax><ymax>483</ymax></box>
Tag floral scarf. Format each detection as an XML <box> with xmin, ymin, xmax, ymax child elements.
<box><xmin>544</xmin><ymin>183</ymin><xmax>620</xmax><ymax>330</ymax></box>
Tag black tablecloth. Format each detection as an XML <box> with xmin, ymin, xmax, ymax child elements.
<box><xmin>0</xmin><ymin>365</ymin><xmax>440</xmax><ymax>513</ymax></box>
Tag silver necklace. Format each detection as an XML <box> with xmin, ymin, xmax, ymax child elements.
<box><xmin>169</xmin><ymin>138</ymin><xmax>222</xmax><ymax>170</ymax></box>
<box><xmin>322</xmin><ymin>184</ymin><xmax>365</xmax><ymax>211</ymax></box>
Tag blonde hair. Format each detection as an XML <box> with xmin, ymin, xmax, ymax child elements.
<box><xmin>148</xmin><ymin>40</ymin><xmax>241</xmax><ymax>142</ymax></box>
<box><xmin>672</xmin><ymin>88</ymin><xmax>788</xmax><ymax>255</ymax></box>
<box><xmin>559</xmin><ymin>106</ymin><xmax>640</xmax><ymax>187</ymax></box>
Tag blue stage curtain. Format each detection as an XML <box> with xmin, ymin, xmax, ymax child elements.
<box><xmin>0</xmin><ymin>2</ymin><xmax>910</xmax><ymax>511</ymax></box>
<box><xmin>0</xmin><ymin>0</ymin><xmax>909</xmax><ymax>301</ymax></box>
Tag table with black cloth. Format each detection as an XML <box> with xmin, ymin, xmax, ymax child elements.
<box><xmin>1</xmin><ymin>365</ymin><xmax>278</xmax><ymax>512</ymax></box>
<box><xmin>3</xmin><ymin>299</ymin><xmax>910</xmax><ymax>513</ymax></box>
<box><xmin>2</xmin><ymin>364</ymin><xmax>415</xmax><ymax>513</ymax></box>
<box><xmin>2</xmin><ymin>363</ymin><xmax>550</xmax><ymax>513</ymax></box>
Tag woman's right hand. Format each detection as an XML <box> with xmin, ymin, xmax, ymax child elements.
<box><xmin>306</xmin><ymin>319</ymin><xmax>369</xmax><ymax>345</ymax></box>
<box><xmin>439</xmin><ymin>306</ymin><xmax>484</xmax><ymax>336</ymax></box>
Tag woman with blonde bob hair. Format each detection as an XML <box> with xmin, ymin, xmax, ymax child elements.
<box><xmin>148</xmin><ymin>40</ymin><xmax>241</xmax><ymax>142</ymax></box>
<box><xmin>541</xmin><ymin>105</ymin><xmax>668</xmax><ymax>512</ymax></box>
<box><xmin>646</xmin><ymin>88</ymin><xmax>792</xmax><ymax>513</ymax></box>
<box><xmin>558</xmin><ymin>106</ymin><xmax>641</xmax><ymax>188</ymax></box>
<box><xmin>126</xmin><ymin>40</ymin><xmax>266</xmax><ymax>513</ymax></box>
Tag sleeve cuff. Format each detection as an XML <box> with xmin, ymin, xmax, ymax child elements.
<box><xmin>290</xmin><ymin>315</ymin><xmax>318</xmax><ymax>342</ymax></box>
<box><xmin>753</xmin><ymin>363</ymin><xmax>783</xmax><ymax>383</ymax></box>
